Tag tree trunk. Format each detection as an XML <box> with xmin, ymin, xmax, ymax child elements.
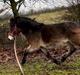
<box><xmin>9</xmin><ymin>0</ymin><xmax>19</xmax><ymax>17</ymax></box>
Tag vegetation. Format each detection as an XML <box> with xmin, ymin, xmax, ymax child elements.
<box><xmin>64</xmin><ymin>0</ymin><xmax>80</xmax><ymax>22</ymax></box>
<box><xmin>0</xmin><ymin>51</ymin><xmax>80</xmax><ymax>75</ymax></box>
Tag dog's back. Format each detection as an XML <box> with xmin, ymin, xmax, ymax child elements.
<box><xmin>26</xmin><ymin>22</ymin><xmax>80</xmax><ymax>52</ymax></box>
<box><xmin>41</xmin><ymin>22</ymin><xmax>80</xmax><ymax>46</ymax></box>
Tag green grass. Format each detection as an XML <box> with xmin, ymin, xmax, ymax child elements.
<box><xmin>0</xmin><ymin>56</ymin><xmax>80</xmax><ymax>75</ymax></box>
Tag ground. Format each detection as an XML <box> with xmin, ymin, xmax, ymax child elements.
<box><xmin>0</xmin><ymin>9</ymin><xmax>80</xmax><ymax>75</ymax></box>
<box><xmin>0</xmin><ymin>48</ymin><xmax>80</xmax><ymax>75</ymax></box>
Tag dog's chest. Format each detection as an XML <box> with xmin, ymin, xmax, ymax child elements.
<box><xmin>26</xmin><ymin>32</ymin><xmax>45</xmax><ymax>52</ymax></box>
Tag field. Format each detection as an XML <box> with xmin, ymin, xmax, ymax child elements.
<box><xmin>0</xmin><ymin>9</ymin><xmax>80</xmax><ymax>75</ymax></box>
<box><xmin>29</xmin><ymin>9</ymin><xmax>66</xmax><ymax>24</ymax></box>
<box><xmin>0</xmin><ymin>51</ymin><xmax>80</xmax><ymax>75</ymax></box>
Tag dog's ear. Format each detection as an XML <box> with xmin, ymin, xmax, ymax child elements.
<box><xmin>10</xmin><ymin>18</ymin><xmax>14</xmax><ymax>22</ymax></box>
<box><xmin>10</xmin><ymin>18</ymin><xmax>15</xmax><ymax>27</ymax></box>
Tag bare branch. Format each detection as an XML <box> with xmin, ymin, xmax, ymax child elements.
<box><xmin>0</xmin><ymin>9</ymin><xmax>5</xmax><ymax>13</ymax></box>
<box><xmin>2</xmin><ymin>8</ymin><xmax>11</xmax><ymax>17</ymax></box>
<box><xmin>16</xmin><ymin>0</ymin><xmax>25</xmax><ymax>4</ymax></box>
<box><xmin>17</xmin><ymin>2</ymin><xmax>23</xmax><ymax>11</ymax></box>
<box><xmin>6</xmin><ymin>2</ymin><xmax>11</xmax><ymax>5</ymax></box>
<box><xmin>0</xmin><ymin>6</ymin><xmax>9</xmax><ymax>14</ymax></box>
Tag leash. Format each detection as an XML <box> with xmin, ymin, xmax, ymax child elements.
<box><xmin>14</xmin><ymin>36</ymin><xmax>25</xmax><ymax>75</ymax></box>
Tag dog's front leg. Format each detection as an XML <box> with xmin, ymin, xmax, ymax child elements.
<box><xmin>21</xmin><ymin>45</ymin><xmax>31</xmax><ymax>65</ymax></box>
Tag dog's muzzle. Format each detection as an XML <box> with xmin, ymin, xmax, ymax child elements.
<box><xmin>8</xmin><ymin>35</ymin><xmax>14</xmax><ymax>40</ymax></box>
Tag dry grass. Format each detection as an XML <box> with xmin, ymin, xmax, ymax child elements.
<box><xmin>28</xmin><ymin>10</ymin><xmax>67</xmax><ymax>24</ymax></box>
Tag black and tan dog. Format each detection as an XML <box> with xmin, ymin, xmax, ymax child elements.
<box><xmin>8</xmin><ymin>16</ymin><xmax>80</xmax><ymax>65</ymax></box>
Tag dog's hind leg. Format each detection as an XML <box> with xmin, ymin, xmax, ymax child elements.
<box><xmin>40</xmin><ymin>46</ymin><xmax>62</xmax><ymax>65</ymax></box>
<box><xmin>59</xmin><ymin>41</ymin><xmax>77</xmax><ymax>63</ymax></box>
<box><xmin>40</xmin><ymin>40</ymin><xmax>78</xmax><ymax>65</ymax></box>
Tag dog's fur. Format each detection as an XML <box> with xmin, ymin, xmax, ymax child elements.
<box><xmin>9</xmin><ymin>16</ymin><xmax>80</xmax><ymax>64</ymax></box>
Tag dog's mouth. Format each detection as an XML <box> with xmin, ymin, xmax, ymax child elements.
<box><xmin>8</xmin><ymin>35</ymin><xmax>14</xmax><ymax>40</ymax></box>
<box><xmin>8</xmin><ymin>32</ymin><xmax>14</xmax><ymax>40</ymax></box>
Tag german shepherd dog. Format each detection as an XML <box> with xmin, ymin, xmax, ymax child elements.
<box><xmin>8</xmin><ymin>16</ymin><xmax>80</xmax><ymax>65</ymax></box>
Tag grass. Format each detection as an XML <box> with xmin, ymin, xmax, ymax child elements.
<box><xmin>0</xmin><ymin>9</ymin><xmax>67</xmax><ymax>25</ymax></box>
<box><xmin>0</xmin><ymin>53</ymin><xmax>80</xmax><ymax>75</ymax></box>
<box><xmin>28</xmin><ymin>10</ymin><xmax>66</xmax><ymax>24</ymax></box>
<box><xmin>0</xmin><ymin>57</ymin><xmax>80</xmax><ymax>75</ymax></box>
